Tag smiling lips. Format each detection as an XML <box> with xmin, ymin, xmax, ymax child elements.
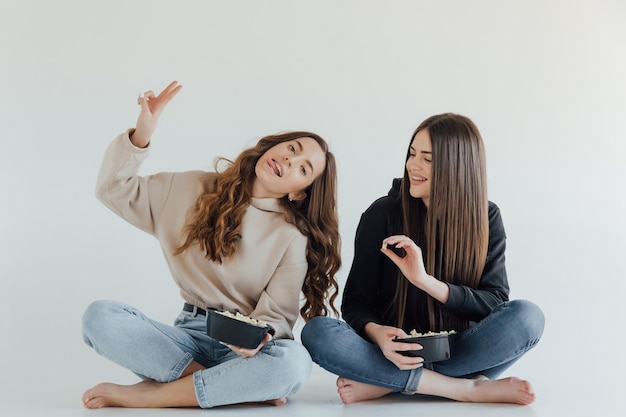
<box><xmin>270</xmin><ymin>159</ymin><xmax>283</xmax><ymax>177</ymax></box>
<box><xmin>410</xmin><ymin>175</ymin><xmax>427</xmax><ymax>184</ymax></box>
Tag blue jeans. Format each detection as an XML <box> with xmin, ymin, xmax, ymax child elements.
<box><xmin>82</xmin><ymin>300</ymin><xmax>312</xmax><ymax>408</ymax></box>
<box><xmin>301</xmin><ymin>299</ymin><xmax>544</xmax><ymax>394</ymax></box>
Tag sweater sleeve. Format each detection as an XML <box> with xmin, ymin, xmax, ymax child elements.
<box><xmin>249</xmin><ymin>233</ymin><xmax>308</xmax><ymax>339</ymax></box>
<box><xmin>442</xmin><ymin>202</ymin><xmax>510</xmax><ymax>322</ymax></box>
<box><xmin>95</xmin><ymin>129</ymin><xmax>174</xmax><ymax>235</ymax></box>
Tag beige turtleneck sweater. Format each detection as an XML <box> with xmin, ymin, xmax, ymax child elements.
<box><xmin>95</xmin><ymin>130</ymin><xmax>308</xmax><ymax>339</ymax></box>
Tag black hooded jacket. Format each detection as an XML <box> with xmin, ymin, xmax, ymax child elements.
<box><xmin>341</xmin><ymin>178</ymin><xmax>510</xmax><ymax>338</ymax></box>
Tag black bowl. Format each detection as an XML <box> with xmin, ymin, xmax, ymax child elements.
<box><xmin>393</xmin><ymin>333</ymin><xmax>454</xmax><ymax>363</ymax></box>
<box><xmin>206</xmin><ymin>310</ymin><xmax>272</xmax><ymax>349</ymax></box>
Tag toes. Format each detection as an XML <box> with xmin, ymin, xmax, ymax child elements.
<box><xmin>82</xmin><ymin>390</ymin><xmax>92</xmax><ymax>404</ymax></box>
<box><xmin>336</xmin><ymin>377</ymin><xmax>349</xmax><ymax>388</ymax></box>
<box><xmin>338</xmin><ymin>391</ymin><xmax>350</xmax><ymax>405</ymax></box>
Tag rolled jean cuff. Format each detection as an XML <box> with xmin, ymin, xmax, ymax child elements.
<box><xmin>402</xmin><ymin>367</ymin><xmax>422</xmax><ymax>394</ymax></box>
<box><xmin>169</xmin><ymin>352</ymin><xmax>194</xmax><ymax>382</ymax></box>
<box><xmin>194</xmin><ymin>370</ymin><xmax>210</xmax><ymax>408</ymax></box>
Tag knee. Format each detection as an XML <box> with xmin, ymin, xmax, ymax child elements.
<box><xmin>507</xmin><ymin>299</ymin><xmax>545</xmax><ymax>343</ymax></box>
<box><xmin>300</xmin><ymin>316</ymin><xmax>333</xmax><ymax>352</ymax></box>
<box><xmin>272</xmin><ymin>341</ymin><xmax>312</xmax><ymax>395</ymax></box>
<box><xmin>81</xmin><ymin>300</ymin><xmax>124</xmax><ymax>344</ymax></box>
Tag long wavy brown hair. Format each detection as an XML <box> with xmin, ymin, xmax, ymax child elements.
<box><xmin>175</xmin><ymin>131</ymin><xmax>341</xmax><ymax>321</ymax></box>
<box><xmin>394</xmin><ymin>113</ymin><xmax>489</xmax><ymax>332</ymax></box>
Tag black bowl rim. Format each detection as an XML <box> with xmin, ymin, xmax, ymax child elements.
<box><xmin>208</xmin><ymin>309</ymin><xmax>270</xmax><ymax>329</ymax></box>
<box><xmin>393</xmin><ymin>333</ymin><xmax>452</xmax><ymax>343</ymax></box>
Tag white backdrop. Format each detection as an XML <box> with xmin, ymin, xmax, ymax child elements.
<box><xmin>1</xmin><ymin>0</ymin><xmax>625</xmax><ymax>414</ymax></box>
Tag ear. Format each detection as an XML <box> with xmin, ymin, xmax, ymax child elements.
<box><xmin>288</xmin><ymin>191</ymin><xmax>307</xmax><ymax>202</ymax></box>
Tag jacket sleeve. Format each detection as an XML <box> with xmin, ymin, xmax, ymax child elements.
<box><xmin>442</xmin><ymin>202</ymin><xmax>510</xmax><ymax>322</ymax></box>
<box><xmin>341</xmin><ymin>204</ymin><xmax>392</xmax><ymax>337</ymax></box>
<box><xmin>95</xmin><ymin>129</ymin><xmax>174</xmax><ymax>236</ymax></box>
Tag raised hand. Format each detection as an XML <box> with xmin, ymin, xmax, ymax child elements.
<box><xmin>381</xmin><ymin>235</ymin><xmax>430</xmax><ymax>287</ymax></box>
<box><xmin>381</xmin><ymin>235</ymin><xmax>451</xmax><ymax>304</ymax></box>
<box><xmin>131</xmin><ymin>80</ymin><xmax>183</xmax><ymax>148</ymax></box>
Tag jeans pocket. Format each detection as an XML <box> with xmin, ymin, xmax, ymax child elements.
<box><xmin>174</xmin><ymin>312</ymin><xmax>189</xmax><ymax>326</ymax></box>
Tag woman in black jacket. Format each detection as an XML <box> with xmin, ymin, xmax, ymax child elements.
<box><xmin>302</xmin><ymin>113</ymin><xmax>544</xmax><ymax>405</ymax></box>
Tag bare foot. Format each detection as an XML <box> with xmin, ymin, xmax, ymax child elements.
<box><xmin>82</xmin><ymin>380</ymin><xmax>161</xmax><ymax>409</ymax></box>
<box><xmin>417</xmin><ymin>369</ymin><xmax>535</xmax><ymax>406</ymax></box>
<box><xmin>336</xmin><ymin>377</ymin><xmax>393</xmax><ymax>404</ymax></box>
<box><xmin>83</xmin><ymin>378</ymin><xmax>286</xmax><ymax>409</ymax></box>
<box><xmin>82</xmin><ymin>375</ymin><xmax>198</xmax><ymax>409</ymax></box>
<box><xmin>466</xmin><ymin>377</ymin><xmax>536</xmax><ymax>405</ymax></box>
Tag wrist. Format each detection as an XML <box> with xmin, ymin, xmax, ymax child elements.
<box><xmin>364</xmin><ymin>322</ymin><xmax>382</xmax><ymax>343</ymax></box>
<box><xmin>421</xmin><ymin>275</ymin><xmax>450</xmax><ymax>304</ymax></box>
<box><xmin>129</xmin><ymin>129</ymin><xmax>150</xmax><ymax>148</ymax></box>
<box><xmin>410</xmin><ymin>273</ymin><xmax>433</xmax><ymax>290</ymax></box>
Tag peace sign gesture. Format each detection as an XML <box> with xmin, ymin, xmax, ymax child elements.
<box><xmin>131</xmin><ymin>81</ymin><xmax>183</xmax><ymax>148</ymax></box>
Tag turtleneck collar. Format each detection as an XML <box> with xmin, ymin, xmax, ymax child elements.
<box><xmin>250</xmin><ymin>197</ymin><xmax>283</xmax><ymax>213</ymax></box>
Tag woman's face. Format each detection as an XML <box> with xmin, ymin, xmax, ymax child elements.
<box><xmin>252</xmin><ymin>137</ymin><xmax>326</xmax><ymax>199</ymax></box>
<box><xmin>406</xmin><ymin>129</ymin><xmax>433</xmax><ymax>207</ymax></box>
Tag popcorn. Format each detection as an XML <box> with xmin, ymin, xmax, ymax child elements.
<box><xmin>216</xmin><ymin>310</ymin><xmax>268</xmax><ymax>327</ymax></box>
<box><xmin>408</xmin><ymin>329</ymin><xmax>456</xmax><ymax>337</ymax></box>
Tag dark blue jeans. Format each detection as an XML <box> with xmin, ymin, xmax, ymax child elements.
<box><xmin>301</xmin><ymin>299</ymin><xmax>544</xmax><ymax>394</ymax></box>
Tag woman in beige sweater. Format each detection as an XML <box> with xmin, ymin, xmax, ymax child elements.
<box><xmin>81</xmin><ymin>81</ymin><xmax>341</xmax><ymax>409</ymax></box>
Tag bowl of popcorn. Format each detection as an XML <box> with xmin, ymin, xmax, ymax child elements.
<box><xmin>206</xmin><ymin>310</ymin><xmax>274</xmax><ymax>349</ymax></box>
<box><xmin>393</xmin><ymin>329</ymin><xmax>457</xmax><ymax>363</ymax></box>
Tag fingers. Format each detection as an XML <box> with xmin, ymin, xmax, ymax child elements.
<box><xmin>220</xmin><ymin>342</ymin><xmax>248</xmax><ymax>357</ymax></box>
<box><xmin>384</xmin><ymin>336</ymin><xmax>421</xmax><ymax>354</ymax></box>
<box><xmin>394</xmin><ymin>341</ymin><xmax>423</xmax><ymax>352</ymax></box>
<box><xmin>135</xmin><ymin>80</ymin><xmax>181</xmax><ymax>110</ymax></box>
<box><xmin>381</xmin><ymin>235</ymin><xmax>423</xmax><ymax>264</ymax></box>
<box><xmin>221</xmin><ymin>336</ymin><xmax>270</xmax><ymax>358</ymax></box>
<box><xmin>156</xmin><ymin>80</ymin><xmax>183</xmax><ymax>105</ymax></box>
<box><xmin>136</xmin><ymin>90</ymin><xmax>156</xmax><ymax>116</ymax></box>
<box><xmin>381</xmin><ymin>340</ymin><xmax>422</xmax><ymax>369</ymax></box>
<box><xmin>381</xmin><ymin>246</ymin><xmax>401</xmax><ymax>264</ymax></box>
<box><xmin>236</xmin><ymin>346</ymin><xmax>258</xmax><ymax>358</ymax></box>
<box><xmin>137</xmin><ymin>92</ymin><xmax>152</xmax><ymax>112</ymax></box>
<box><xmin>387</xmin><ymin>351</ymin><xmax>424</xmax><ymax>370</ymax></box>
<box><xmin>389</xmin><ymin>327</ymin><xmax>409</xmax><ymax>339</ymax></box>
<box><xmin>162</xmin><ymin>80</ymin><xmax>181</xmax><ymax>94</ymax></box>
<box><xmin>389</xmin><ymin>345</ymin><xmax>424</xmax><ymax>368</ymax></box>
<box><xmin>382</xmin><ymin>235</ymin><xmax>416</xmax><ymax>250</ymax></box>
<box><xmin>376</xmin><ymin>325</ymin><xmax>424</xmax><ymax>370</ymax></box>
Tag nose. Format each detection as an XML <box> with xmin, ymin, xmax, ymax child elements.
<box><xmin>406</xmin><ymin>159</ymin><xmax>424</xmax><ymax>176</ymax></box>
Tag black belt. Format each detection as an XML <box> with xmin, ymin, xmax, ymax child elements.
<box><xmin>183</xmin><ymin>303</ymin><xmax>208</xmax><ymax>316</ymax></box>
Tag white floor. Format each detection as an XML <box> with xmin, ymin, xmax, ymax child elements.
<box><xmin>0</xmin><ymin>356</ymin><xmax>617</xmax><ymax>417</ymax></box>
<box><xmin>1</xmin><ymin>298</ymin><xmax>621</xmax><ymax>417</ymax></box>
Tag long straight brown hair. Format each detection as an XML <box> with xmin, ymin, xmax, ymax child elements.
<box><xmin>394</xmin><ymin>114</ymin><xmax>489</xmax><ymax>332</ymax></box>
<box><xmin>175</xmin><ymin>131</ymin><xmax>341</xmax><ymax>321</ymax></box>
